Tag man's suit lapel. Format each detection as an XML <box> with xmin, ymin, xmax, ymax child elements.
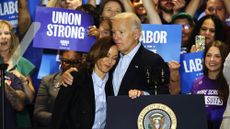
<box><xmin>118</xmin><ymin>45</ymin><xmax>144</xmax><ymax>94</ymax></box>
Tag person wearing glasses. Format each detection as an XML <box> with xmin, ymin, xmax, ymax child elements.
<box><xmin>171</xmin><ymin>12</ymin><xmax>196</xmax><ymax>53</ymax></box>
<box><xmin>33</xmin><ymin>50</ymin><xmax>82</xmax><ymax>127</ymax></box>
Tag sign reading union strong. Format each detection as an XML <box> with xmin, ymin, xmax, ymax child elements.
<box><xmin>137</xmin><ymin>103</ymin><xmax>177</xmax><ymax>129</ymax></box>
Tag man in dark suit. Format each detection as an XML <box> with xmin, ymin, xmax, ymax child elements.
<box><xmin>61</xmin><ymin>12</ymin><xmax>169</xmax><ymax>97</ymax></box>
<box><xmin>110</xmin><ymin>12</ymin><xmax>169</xmax><ymax>98</ymax></box>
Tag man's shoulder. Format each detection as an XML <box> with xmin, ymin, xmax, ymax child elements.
<box><xmin>140</xmin><ymin>47</ymin><xmax>164</xmax><ymax>61</ymax></box>
<box><xmin>41</xmin><ymin>72</ymin><xmax>61</xmax><ymax>82</ymax></box>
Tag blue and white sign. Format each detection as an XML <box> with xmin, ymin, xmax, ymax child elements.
<box><xmin>37</xmin><ymin>51</ymin><xmax>60</xmax><ymax>79</ymax></box>
<box><xmin>33</xmin><ymin>6</ymin><xmax>95</xmax><ymax>52</ymax></box>
<box><xmin>0</xmin><ymin>0</ymin><xmax>18</xmax><ymax>29</ymax></box>
<box><xmin>141</xmin><ymin>24</ymin><xmax>182</xmax><ymax>62</ymax></box>
<box><xmin>180</xmin><ymin>51</ymin><xmax>204</xmax><ymax>93</ymax></box>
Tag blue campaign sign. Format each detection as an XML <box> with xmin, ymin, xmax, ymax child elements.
<box><xmin>33</xmin><ymin>6</ymin><xmax>96</xmax><ymax>52</ymax></box>
<box><xmin>0</xmin><ymin>0</ymin><xmax>18</xmax><ymax>29</ymax></box>
<box><xmin>180</xmin><ymin>51</ymin><xmax>204</xmax><ymax>93</ymax></box>
<box><xmin>141</xmin><ymin>24</ymin><xmax>182</xmax><ymax>62</ymax></box>
<box><xmin>37</xmin><ymin>51</ymin><xmax>60</xmax><ymax>79</ymax></box>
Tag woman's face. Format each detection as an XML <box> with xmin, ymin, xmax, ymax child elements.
<box><xmin>199</xmin><ymin>18</ymin><xmax>215</xmax><ymax>45</ymax></box>
<box><xmin>60</xmin><ymin>51</ymin><xmax>82</xmax><ymax>72</ymax></box>
<box><xmin>205</xmin><ymin>46</ymin><xmax>222</xmax><ymax>73</ymax></box>
<box><xmin>99</xmin><ymin>21</ymin><xmax>111</xmax><ymax>38</ymax></box>
<box><xmin>0</xmin><ymin>24</ymin><xmax>11</xmax><ymax>53</ymax></box>
<box><xmin>102</xmin><ymin>1</ymin><xmax>122</xmax><ymax>18</ymax></box>
<box><xmin>95</xmin><ymin>45</ymin><xmax>118</xmax><ymax>76</ymax></box>
<box><xmin>60</xmin><ymin>0</ymin><xmax>82</xmax><ymax>10</ymax></box>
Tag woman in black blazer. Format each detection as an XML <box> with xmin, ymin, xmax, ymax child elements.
<box><xmin>50</xmin><ymin>36</ymin><xmax>119</xmax><ymax>129</ymax></box>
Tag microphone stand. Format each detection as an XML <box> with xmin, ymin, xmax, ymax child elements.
<box><xmin>146</xmin><ymin>67</ymin><xmax>165</xmax><ymax>95</ymax></box>
<box><xmin>0</xmin><ymin>63</ymin><xmax>8</xmax><ymax>129</ymax></box>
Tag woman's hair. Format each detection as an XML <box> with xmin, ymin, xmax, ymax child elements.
<box><xmin>82</xmin><ymin>36</ymin><xmax>116</xmax><ymax>72</ymax></box>
<box><xmin>0</xmin><ymin>20</ymin><xmax>20</xmax><ymax>57</ymax></box>
<box><xmin>187</xmin><ymin>15</ymin><xmax>225</xmax><ymax>51</ymax></box>
<box><xmin>98</xmin><ymin>0</ymin><xmax>125</xmax><ymax>17</ymax></box>
<box><xmin>203</xmin><ymin>40</ymin><xmax>229</xmax><ymax>100</ymax></box>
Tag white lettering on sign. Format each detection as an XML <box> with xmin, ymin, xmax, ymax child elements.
<box><xmin>140</xmin><ymin>30</ymin><xmax>167</xmax><ymax>44</ymax></box>
<box><xmin>183</xmin><ymin>58</ymin><xmax>203</xmax><ymax>73</ymax></box>
<box><xmin>0</xmin><ymin>1</ymin><xmax>18</xmax><ymax>15</ymax></box>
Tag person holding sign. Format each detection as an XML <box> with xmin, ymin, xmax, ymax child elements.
<box><xmin>220</xmin><ymin>51</ymin><xmax>230</xmax><ymax>129</ymax></box>
<box><xmin>50</xmin><ymin>36</ymin><xmax>118</xmax><ymax>129</ymax></box>
<box><xmin>191</xmin><ymin>40</ymin><xmax>229</xmax><ymax>129</ymax></box>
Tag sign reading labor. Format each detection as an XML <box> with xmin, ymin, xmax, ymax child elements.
<box><xmin>0</xmin><ymin>0</ymin><xmax>18</xmax><ymax>30</ymax></box>
<box><xmin>141</xmin><ymin>24</ymin><xmax>182</xmax><ymax>62</ymax></box>
<box><xmin>180</xmin><ymin>51</ymin><xmax>204</xmax><ymax>93</ymax></box>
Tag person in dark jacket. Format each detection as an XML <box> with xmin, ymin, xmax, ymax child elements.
<box><xmin>50</xmin><ymin>36</ymin><xmax>118</xmax><ymax>129</ymax></box>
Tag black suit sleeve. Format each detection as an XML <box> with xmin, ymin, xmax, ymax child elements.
<box><xmin>50</xmin><ymin>72</ymin><xmax>78</xmax><ymax>129</ymax></box>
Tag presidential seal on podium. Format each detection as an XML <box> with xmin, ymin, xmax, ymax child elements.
<box><xmin>137</xmin><ymin>103</ymin><xmax>177</xmax><ymax>129</ymax></box>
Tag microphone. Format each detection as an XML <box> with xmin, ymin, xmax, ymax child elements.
<box><xmin>146</xmin><ymin>68</ymin><xmax>150</xmax><ymax>85</ymax></box>
<box><xmin>161</xmin><ymin>68</ymin><xmax>165</xmax><ymax>84</ymax></box>
<box><xmin>145</xmin><ymin>67</ymin><xmax>158</xmax><ymax>95</ymax></box>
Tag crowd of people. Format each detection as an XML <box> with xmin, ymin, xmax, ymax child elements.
<box><xmin>1</xmin><ymin>0</ymin><xmax>230</xmax><ymax>129</ymax></box>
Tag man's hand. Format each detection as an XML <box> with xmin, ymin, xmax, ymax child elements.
<box><xmin>128</xmin><ymin>89</ymin><xmax>143</xmax><ymax>99</ymax></box>
<box><xmin>173</xmin><ymin>0</ymin><xmax>186</xmax><ymax>14</ymax></box>
<box><xmin>61</xmin><ymin>67</ymin><xmax>78</xmax><ymax>87</ymax></box>
<box><xmin>168</xmin><ymin>60</ymin><xmax>180</xmax><ymax>71</ymax></box>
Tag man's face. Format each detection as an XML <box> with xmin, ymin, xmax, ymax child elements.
<box><xmin>174</xmin><ymin>18</ymin><xmax>193</xmax><ymax>45</ymax></box>
<box><xmin>158</xmin><ymin>0</ymin><xmax>174</xmax><ymax>14</ymax></box>
<box><xmin>111</xmin><ymin>18</ymin><xmax>139</xmax><ymax>55</ymax></box>
<box><xmin>205</xmin><ymin>0</ymin><xmax>227</xmax><ymax>22</ymax></box>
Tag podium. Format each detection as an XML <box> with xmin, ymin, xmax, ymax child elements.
<box><xmin>105</xmin><ymin>95</ymin><xmax>207</xmax><ymax>129</ymax></box>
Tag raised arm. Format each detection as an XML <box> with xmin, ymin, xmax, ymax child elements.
<box><xmin>88</xmin><ymin>0</ymin><xmax>96</xmax><ymax>7</ymax></box>
<box><xmin>223</xmin><ymin>52</ymin><xmax>230</xmax><ymax>86</ymax></box>
<box><xmin>18</xmin><ymin>0</ymin><xmax>31</xmax><ymax>38</ymax></box>
<box><xmin>142</xmin><ymin>0</ymin><xmax>162</xmax><ymax>24</ymax></box>
<box><xmin>185</xmin><ymin>0</ymin><xmax>201</xmax><ymax>17</ymax></box>
<box><xmin>223</xmin><ymin>0</ymin><xmax>230</xmax><ymax>15</ymax></box>
<box><xmin>168</xmin><ymin>61</ymin><xmax>181</xmax><ymax>95</ymax></box>
<box><xmin>120</xmin><ymin>0</ymin><xmax>134</xmax><ymax>12</ymax></box>
<box><xmin>11</xmin><ymin>69</ymin><xmax>35</xmax><ymax>103</ymax></box>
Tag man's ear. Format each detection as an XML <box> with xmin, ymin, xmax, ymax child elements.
<box><xmin>133</xmin><ymin>29</ymin><xmax>141</xmax><ymax>40</ymax></box>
